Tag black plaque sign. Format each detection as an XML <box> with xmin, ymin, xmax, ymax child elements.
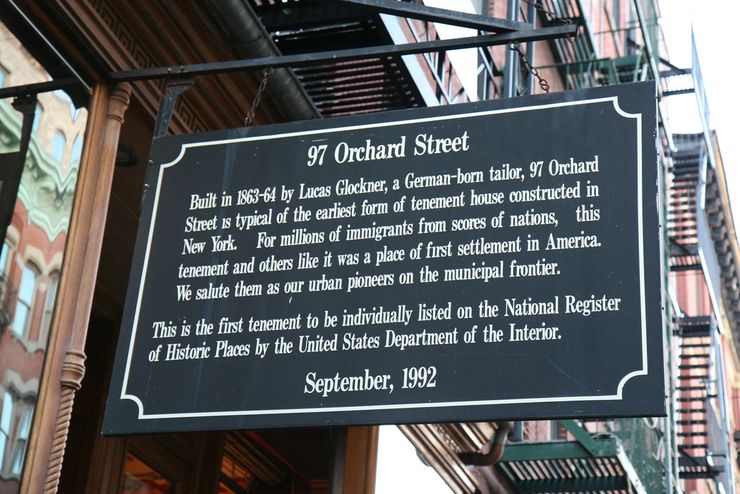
<box><xmin>103</xmin><ymin>82</ymin><xmax>664</xmax><ymax>434</ymax></box>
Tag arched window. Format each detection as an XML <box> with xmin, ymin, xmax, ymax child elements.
<box><xmin>11</xmin><ymin>264</ymin><xmax>38</xmax><ymax>338</ymax></box>
<box><xmin>51</xmin><ymin>131</ymin><xmax>66</xmax><ymax>164</ymax></box>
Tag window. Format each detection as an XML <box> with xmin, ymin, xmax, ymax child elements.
<box><xmin>39</xmin><ymin>272</ymin><xmax>59</xmax><ymax>344</ymax></box>
<box><xmin>10</xmin><ymin>407</ymin><xmax>31</xmax><ymax>475</ymax></box>
<box><xmin>11</xmin><ymin>264</ymin><xmax>37</xmax><ymax>338</ymax></box>
<box><xmin>0</xmin><ymin>67</ymin><xmax>6</xmax><ymax>88</ymax></box>
<box><xmin>51</xmin><ymin>131</ymin><xmax>66</xmax><ymax>164</ymax></box>
<box><xmin>0</xmin><ymin>242</ymin><xmax>10</xmax><ymax>281</ymax></box>
<box><xmin>0</xmin><ymin>392</ymin><xmax>11</xmax><ymax>471</ymax></box>
<box><xmin>0</xmin><ymin>243</ymin><xmax>11</xmax><ymax>325</ymax></box>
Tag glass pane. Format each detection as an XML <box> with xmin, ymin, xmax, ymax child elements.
<box><xmin>9</xmin><ymin>408</ymin><xmax>31</xmax><ymax>474</ymax></box>
<box><xmin>71</xmin><ymin>137</ymin><xmax>83</xmax><ymax>163</ymax></box>
<box><xmin>51</xmin><ymin>131</ymin><xmax>66</xmax><ymax>164</ymax></box>
<box><xmin>39</xmin><ymin>273</ymin><xmax>59</xmax><ymax>341</ymax></box>
<box><xmin>0</xmin><ymin>242</ymin><xmax>9</xmax><ymax>278</ymax></box>
<box><xmin>121</xmin><ymin>454</ymin><xmax>173</xmax><ymax>494</ymax></box>
<box><xmin>0</xmin><ymin>20</ymin><xmax>88</xmax><ymax>490</ymax></box>
<box><xmin>0</xmin><ymin>392</ymin><xmax>12</xmax><ymax>467</ymax></box>
<box><xmin>32</xmin><ymin>104</ymin><xmax>42</xmax><ymax>133</ymax></box>
<box><xmin>11</xmin><ymin>265</ymin><xmax>36</xmax><ymax>337</ymax></box>
<box><xmin>9</xmin><ymin>303</ymin><xmax>28</xmax><ymax>337</ymax></box>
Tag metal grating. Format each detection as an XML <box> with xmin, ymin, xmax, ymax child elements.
<box><xmin>496</xmin><ymin>439</ymin><xmax>634</xmax><ymax>493</ymax></box>
<box><xmin>499</xmin><ymin>457</ymin><xmax>630</xmax><ymax>493</ymax></box>
<box><xmin>249</xmin><ymin>0</ymin><xmax>424</xmax><ymax>116</ymax></box>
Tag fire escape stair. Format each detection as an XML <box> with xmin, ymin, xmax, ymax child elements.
<box><xmin>675</xmin><ymin>317</ymin><xmax>722</xmax><ymax>479</ymax></box>
<box><xmin>668</xmin><ymin>141</ymin><xmax>702</xmax><ymax>271</ymax></box>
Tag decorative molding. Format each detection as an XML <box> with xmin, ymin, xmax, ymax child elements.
<box><xmin>86</xmin><ymin>0</ymin><xmax>206</xmax><ymax>132</ymax></box>
<box><xmin>2</xmin><ymin>369</ymin><xmax>40</xmax><ymax>397</ymax></box>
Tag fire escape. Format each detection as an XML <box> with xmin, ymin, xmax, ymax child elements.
<box><xmin>667</xmin><ymin>132</ymin><xmax>731</xmax><ymax>484</ymax></box>
<box><xmin>535</xmin><ymin>0</ymin><xmax>658</xmax><ymax>90</ymax></box>
<box><xmin>246</xmin><ymin>0</ymin><xmax>426</xmax><ymax>116</ymax></box>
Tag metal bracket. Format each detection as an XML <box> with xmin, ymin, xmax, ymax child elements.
<box><xmin>329</xmin><ymin>0</ymin><xmax>529</xmax><ymax>32</ymax></box>
<box><xmin>153</xmin><ymin>79</ymin><xmax>193</xmax><ymax>140</ymax></box>
<box><xmin>0</xmin><ymin>78</ymin><xmax>78</xmax><ymax>101</ymax></box>
<box><xmin>558</xmin><ymin>419</ymin><xmax>613</xmax><ymax>456</ymax></box>
<box><xmin>500</xmin><ymin>439</ymin><xmax>619</xmax><ymax>461</ymax></box>
<box><xmin>111</xmin><ymin>25</ymin><xmax>577</xmax><ymax>83</ymax></box>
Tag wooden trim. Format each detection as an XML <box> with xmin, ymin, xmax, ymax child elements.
<box><xmin>35</xmin><ymin>0</ymin><xmax>283</xmax><ymax>132</ymax></box>
<box><xmin>342</xmin><ymin>426</ymin><xmax>378</xmax><ymax>494</ymax></box>
<box><xmin>20</xmin><ymin>82</ymin><xmax>131</xmax><ymax>494</ymax></box>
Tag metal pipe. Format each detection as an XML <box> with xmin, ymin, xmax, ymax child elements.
<box><xmin>458</xmin><ymin>421</ymin><xmax>515</xmax><ymax>465</ymax></box>
<box><xmin>525</xmin><ymin>0</ymin><xmax>537</xmax><ymax>94</ymax></box>
<box><xmin>630</xmin><ymin>0</ymin><xmax>661</xmax><ymax>97</ymax></box>
<box><xmin>503</xmin><ymin>0</ymin><xmax>519</xmax><ymax>98</ymax></box>
<box><xmin>110</xmin><ymin>25</ymin><xmax>577</xmax><ymax>83</ymax></box>
<box><xmin>200</xmin><ymin>0</ymin><xmax>320</xmax><ymax>121</ymax></box>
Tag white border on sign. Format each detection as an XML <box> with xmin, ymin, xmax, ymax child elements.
<box><xmin>120</xmin><ymin>95</ymin><xmax>647</xmax><ymax>420</ymax></box>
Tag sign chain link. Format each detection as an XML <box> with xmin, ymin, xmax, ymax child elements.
<box><xmin>244</xmin><ymin>67</ymin><xmax>273</xmax><ymax>127</ymax></box>
<box><xmin>510</xmin><ymin>0</ymin><xmax>578</xmax><ymax>94</ymax></box>
<box><xmin>510</xmin><ymin>42</ymin><xmax>550</xmax><ymax>93</ymax></box>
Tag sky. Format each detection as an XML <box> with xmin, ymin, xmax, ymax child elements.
<box><xmin>375</xmin><ymin>425</ymin><xmax>452</xmax><ymax>492</ymax></box>
<box><xmin>659</xmin><ymin>0</ymin><xmax>740</xmax><ymax>222</ymax></box>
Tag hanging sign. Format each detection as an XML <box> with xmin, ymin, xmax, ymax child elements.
<box><xmin>103</xmin><ymin>82</ymin><xmax>663</xmax><ymax>434</ymax></box>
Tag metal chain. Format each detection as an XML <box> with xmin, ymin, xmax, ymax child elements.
<box><xmin>521</xmin><ymin>0</ymin><xmax>577</xmax><ymax>55</ymax></box>
<box><xmin>520</xmin><ymin>0</ymin><xmax>572</xmax><ymax>24</ymax></box>
<box><xmin>512</xmin><ymin>0</ymin><xmax>580</xmax><ymax>94</ymax></box>
<box><xmin>510</xmin><ymin>42</ymin><xmax>550</xmax><ymax>93</ymax></box>
<box><xmin>244</xmin><ymin>67</ymin><xmax>273</xmax><ymax>127</ymax></box>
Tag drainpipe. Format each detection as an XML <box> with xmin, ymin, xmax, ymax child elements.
<box><xmin>459</xmin><ymin>421</ymin><xmax>515</xmax><ymax>465</ymax></box>
<box><xmin>201</xmin><ymin>0</ymin><xmax>320</xmax><ymax>121</ymax></box>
